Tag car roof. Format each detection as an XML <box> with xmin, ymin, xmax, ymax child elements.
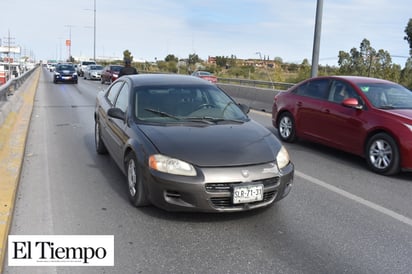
<box><xmin>124</xmin><ymin>74</ymin><xmax>215</xmax><ymax>87</ymax></box>
<box><xmin>312</xmin><ymin>75</ymin><xmax>395</xmax><ymax>85</ymax></box>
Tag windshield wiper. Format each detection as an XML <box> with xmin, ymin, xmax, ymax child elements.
<box><xmin>184</xmin><ymin>116</ymin><xmax>244</xmax><ymax>124</ymax></box>
<box><xmin>144</xmin><ymin>108</ymin><xmax>180</xmax><ymax>120</ymax></box>
<box><xmin>378</xmin><ymin>105</ymin><xmax>395</xmax><ymax>109</ymax></box>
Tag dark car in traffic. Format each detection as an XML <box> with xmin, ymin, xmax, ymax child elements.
<box><xmin>272</xmin><ymin>75</ymin><xmax>412</xmax><ymax>175</ymax></box>
<box><xmin>94</xmin><ymin>74</ymin><xmax>293</xmax><ymax>212</ymax></box>
<box><xmin>101</xmin><ymin>65</ymin><xmax>123</xmax><ymax>84</ymax></box>
<box><xmin>53</xmin><ymin>63</ymin><xmax>78</xmax><ymax>84</ymax></box>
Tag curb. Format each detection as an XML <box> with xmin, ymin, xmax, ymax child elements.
<box><xmin>0</xmin><ymin>67</ymin><xmax>40</xmax><ymax>272</ymax></box>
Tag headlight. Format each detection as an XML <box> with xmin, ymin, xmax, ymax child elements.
<box><xmin>55</xmin><ymin>72</ymin><xmax>61</xmax><ymax>76</ymax></box>
<box><xmin>149</xmin><ymin>154</ymin><xmax>196</xmax><ymax>176</ymax></box>
<box><xmin>276</xmin><ymin>146</ymin><xmax>290</xmax><ymax>169</ymax></box>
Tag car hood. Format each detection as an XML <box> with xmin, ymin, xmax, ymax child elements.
<box><xmin>138</xmin><ymin>121</ymin><xmax>281</xmax><ymax>167</ymax></box>
<box><xmin>385</xmin><ymin>109</ymin><xmax>412</xmax><ymax>120</ymax></box>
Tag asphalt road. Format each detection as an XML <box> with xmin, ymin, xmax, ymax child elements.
<box><xmin>4</xmin><ymin>68</ymin><xmax>412</xmax><ymax>274</ymax></box>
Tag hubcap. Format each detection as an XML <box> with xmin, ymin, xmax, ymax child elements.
<box><xmin>369</xmin><ymin>139</ymin><xmax>392</xmax><ymax>169</ymax></box>
<box><xmin>128</xmin><ymin>159</ymin><xmax>137</xmax><ymax>196</ymax></box>
<box><xmin>280</xmin><ymin>116</ymin><xmax>292</xmax><ymax>138</ymax></box>
<box><xmin>95</xmin><ymin>123</ymin><xmax>100</xmax><ymax>147</ymax></box>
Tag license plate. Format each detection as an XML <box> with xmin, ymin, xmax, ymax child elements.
<box><xmin>233</xmin><ymin>184</ymin><xmax>264</xmax><ymax>204</ymax></box>
<box><xmin>62</xmin><ymin>76</ymin><xmax>71</xmax><ymax>80</ymax></box>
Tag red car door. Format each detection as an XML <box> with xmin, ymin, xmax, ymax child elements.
<box><xmin>317</xmin><ymin>80</ymin><xmax>366</xmax><ymax>154</ymax></box>
<box><xmin>294</xmin><ymin>79</ymin><xmax>332</xmax><ymax>142</ymax></box>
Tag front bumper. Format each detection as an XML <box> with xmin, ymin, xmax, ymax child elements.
<box><xmin>145</xmin><ymin>162</ymin><xmax>294</xmax><ymax>212</ymax></box>
<box><xmin>54</xmin><ymin>74</ymin><xmax>78</xmax><ymax>83</ymax></box>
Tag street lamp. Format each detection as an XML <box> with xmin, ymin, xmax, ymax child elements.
<box><xmin>255</xmin><ymin>51</ymin><xmax>274</xmax><ymax>89</ymax></box>
<box><xmin>93</xmin><ymin>0</ymin><xmax>96</xmax><ymax>60</ymax></box>
<box><xmin>84</xmin><ymin>0</ymin><xmax>96</xmax><ymax>60</ymax></box>
<box><xmin>64</xmin><ymin>25</ymin><xmax>75</xmax><ymax>61</ymax></box>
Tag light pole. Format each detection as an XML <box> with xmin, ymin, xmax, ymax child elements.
<box><xmin>255</xmin><ymin>51</ymin><xmax>274</xmax><ymax>89</ymax></box>
<box><xmin>64</xmin><ymin>25</ymin><xmax>75</xmax><ymax>61</ymax></box>
<box><xmin>93</xmin><ymin>0</ymin><xmax>96</xmax><ymax>60</ymax></box>
<box><xmin>311</xmin><ymin>0</ymin><xmax>323</xmax><ymax>78</ymax></box>
<box><xmin>84</xmin><ymin>0</ymin><xmax>96</xmax><ymax>60</ymax></box>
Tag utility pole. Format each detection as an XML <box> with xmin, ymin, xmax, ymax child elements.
<box><xmin>311</xmin><ymin>0</ymin><xmax>323</xmax><ymax>78</ymax></box>
<box><xmin>3</xmin><ymin>30</ymin><xmax>16</xmax><ymax>79</ymax></box>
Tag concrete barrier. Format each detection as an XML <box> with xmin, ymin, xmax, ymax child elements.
<box><xmin>0</xmin><ymin>67</ymin><xmax>40</xmax><ymax>271</ymax></box>
<box><xmin>217</xmin><ymin>83</ymin><xmax>282</xmax><ymax>113</ymax></box>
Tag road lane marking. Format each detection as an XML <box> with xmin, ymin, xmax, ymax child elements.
<box><xmin>295</xmin><ymin>170</ymin><xmax>412</xmax><ymax>227</ymax></box>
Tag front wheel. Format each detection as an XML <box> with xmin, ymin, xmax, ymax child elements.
<box><xmin>125</xmin><ymin>153</ymin><xmax>150</xmax><ymax>207</ymax></box>
<box><xmin>95</xmin><ymin>120</ymin><xmax>107</xmax><ymax>154</ymax></box>
<box><xmin>277</xmin><ymin>112</ymin><xmax>296</xmax><ymax>142</ymax></box>
<box><xmin>365</xmin><ymin>133</ymin><xmax>400</xmax><ymax>175</ymax></box>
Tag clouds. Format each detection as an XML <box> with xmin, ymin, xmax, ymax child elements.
<box><xmin>0</xmin><ymin>0</ymin><xmax>409</xmax><ymax>66</ymax></box>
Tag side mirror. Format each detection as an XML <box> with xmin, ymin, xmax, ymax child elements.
<box><xmin>342</xmin><ymin>98</ymin><xmax>363</xmax><ymax>110</ymax></box>
<box><xmin>107</xmin><ymin>107</ymin><xmax>125</xmax><ymax>120</ymax></box>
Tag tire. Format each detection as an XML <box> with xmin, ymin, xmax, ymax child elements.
<box><xmin>95</xmin><ymin>120</ymin><xmax>108</xmax><ymax>154</ymax></box>
<box><xmin>277</xmin><ymin>112</ymin><xmax>296</xmax><ymax>142</ymax></box>
<box><xmin>125</xmin><ymin>153</ymin><xmax>150</xmax><ymax>207</ymax></box>
<box><xmin>365</xmin><ymin>133</ymin><xmax>400</xmax><ymax>175</ymax></box>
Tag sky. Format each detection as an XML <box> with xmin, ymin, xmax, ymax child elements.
<box><xmin>1</xmin><ymin>0</ymin><xmax>411</xmax><ymax>67</ymax></box>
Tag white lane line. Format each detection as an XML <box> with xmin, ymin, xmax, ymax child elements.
<box><xmin>295</xmin><ymin>170</ymin><xmax>412</xmax><ymax>227</ymax></box>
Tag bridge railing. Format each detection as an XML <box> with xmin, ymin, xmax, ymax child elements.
<box><xmin>0</xmin><ymin>65</ymin><xmax>38</xmax><ymax>101</ymax></box>
<box><xmin>217</xmin><ymin>77</ymin><xmax>295</xmax><ymax>91</ymax></box>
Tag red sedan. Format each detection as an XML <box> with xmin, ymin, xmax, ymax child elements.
<box><xmin>191</xmin><ymin>71</ymin><xmax>217</xmax><ymax>83</ymax></box>
<box><xmin>272</xmin><ymin>75</ymin><xmax>412</xmax><ymax>175</ymax></box>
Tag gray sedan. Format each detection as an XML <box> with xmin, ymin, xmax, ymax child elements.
<box><xmin>94</xmin><ymin>74</ymin><xmax>294</xmax><ymax>212</ymax></box>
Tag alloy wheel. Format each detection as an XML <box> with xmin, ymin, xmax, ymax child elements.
<box><xmin>128</xmin><ymin>159</ymin><xmax>137</xmax><ymax>197</ymax></box>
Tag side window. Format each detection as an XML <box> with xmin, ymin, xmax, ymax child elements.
<box><xmin>296</xmin><ymin>79</ymin><xmax>330</xmax><ymax>100</ymax></box>
<box><xmin>114</xmin><ymin>83</ymin><xmax>130</xmax><ymax>112</ymax></box>
<box><xmin>329</xmin><ymin>81</ymin><xmax>359</xmax><ymax>103</ymax></box>
<box><xmin>106</xmin><ymin>81</ymin><xmax>124</xmax><ymax>105</ymax></box>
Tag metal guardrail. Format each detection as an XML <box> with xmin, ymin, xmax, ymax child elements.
<box><xmin>0</xmin><ymin>65</ymin><xmax>38</xmax><ymax>101</ymax></box>
<box><xmin>217</xmin><ymin>77</ymin><xmax>295</xmax><ymax>90</ymax></box>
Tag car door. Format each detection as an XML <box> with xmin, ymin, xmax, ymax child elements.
<box><xmin>294</xmin><ymin>78</ymin><xmax>332</xmax><ymax>141</ymax></box>
<box><xmin>105</xmin><ymin>81</ymin><xmax>131</xmax><ymax>165</ymax></box>
<box><xmin>99</xmin><ymin>81</ymin><xmax>123</xmax><ymax>156</ymax></box>
<box><xmin>319</xmin><ymin>80</ymin><xmax>365</xmax><ymax>153</ymax></box>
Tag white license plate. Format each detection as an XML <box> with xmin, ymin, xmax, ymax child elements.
<box><xmin>233</xmin><ymin>184</ymin><xmax>264</xmax><ymax>204</ymax></box>
<box><xmin>62</xmin><ymin>76</ymin><xmax>71</xmax><ymax>80</ymax></box>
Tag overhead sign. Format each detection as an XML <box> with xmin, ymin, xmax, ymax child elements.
<box><xmin>0</xmin><ymin>46</ymin><xmax>21</xmax><ymax>53</ymax></box>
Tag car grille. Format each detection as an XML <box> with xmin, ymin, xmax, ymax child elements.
<box><xmin>210</xmin><ymin>190</ymin><xmax>277</xmax><ymax>208</ymax></box>
<box><xmin>205</xmin><ymin>177</ymin><xmax>279</xmax><ymax>192</ymax></box>
<box><xmin>205</xmin><ymin>177</ymin><xmax>280</xmax><ymax>209</ymax></box>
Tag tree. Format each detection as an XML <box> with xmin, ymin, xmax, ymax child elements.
<box><xmin>122</xmin><ymin>50</ymin><xmax>133</xmax><ymax>62</ymax></box>
<box><xmin>165</xmin><ymin>54</ymin><xmax>178</xmax><ymax>62</ymax></box>
<box><xmin>404</xmin><ymin>18</ymin><xmax>412</xmax><ymax>56</ymax></box>
<box><xmin>188</xmin><ymin>53</ymin><xmax>201</xmax><ymax>65</ymax></box>
<box><xmin>215</xmin><ymin>56</ymin><xmax>228</xmax><ymax>67</ymax></box>
<box><xmin>337</xmin><ymin>38</ymin><xmax>400</xmax><ymax>80</ymax></box>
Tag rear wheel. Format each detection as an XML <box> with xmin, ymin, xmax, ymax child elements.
<box><xmin>125</xmin><ymin>153</ymin><xmax>150</xmax><ymax>207</ymax></box>
<box><xmin>277</xmin><ymin>112</ymin><xmax>296</xmax><ymax>142</ymax></box>
<box><xmin>365</xmin><ymin>133</ymin><xmax>400</xmax><ymax>175</ymax></box>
